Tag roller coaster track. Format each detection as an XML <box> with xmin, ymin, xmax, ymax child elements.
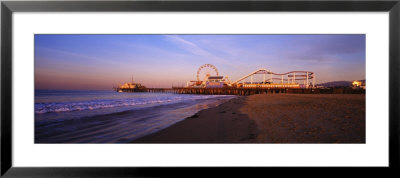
<box><xmin>232</xmin><ymin>68</ymin><xmax>314</xmax><ymax>84</ymax></box>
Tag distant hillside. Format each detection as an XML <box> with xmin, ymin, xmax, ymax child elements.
<box><xmin>316</xmin><ymin>80</ymin><xmax>366</xmax><ymax>88</ymax></box>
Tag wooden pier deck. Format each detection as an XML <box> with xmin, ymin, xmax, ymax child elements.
<box><xmin>118</xmin><ymin>87</ymin><xmax>365</xmax><ymax>95</ymax></box>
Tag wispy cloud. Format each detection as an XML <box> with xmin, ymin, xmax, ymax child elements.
<box><xmin>163</xmin><ymin>35</ymin><xmax>231</xmax><ymax>65</ymax></box>
<box><xmin>36</xmin><ymin>46</ymin><xmax>100</xmax><ymax>61</ymax></box>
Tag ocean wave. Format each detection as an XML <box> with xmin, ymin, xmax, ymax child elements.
<box><xmin>35</xmin><ymin>95</ymin><xmax>228</xmax><ymax>114</ymax></box>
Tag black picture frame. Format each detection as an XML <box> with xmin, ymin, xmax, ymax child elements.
<box><xmin>1</xmin><ymin>0</ymin><xmax>399</xmax><ymax>177</ymax></box>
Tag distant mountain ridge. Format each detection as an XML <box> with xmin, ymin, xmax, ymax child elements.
<box><xmin>317</xmin><ymin>80</ymin><xmax>365</xmax><ymax>88</ymax></box>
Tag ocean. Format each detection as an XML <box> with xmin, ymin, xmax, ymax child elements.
<box><xmin>35</xmin><ymin>90</ymin><xmax>235</xmax><ymax>143</ymax></box>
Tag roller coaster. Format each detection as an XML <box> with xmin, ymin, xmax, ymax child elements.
<box><xmin>188</xmin><ymin>64</ymin><xmax>315</xmax><ymax>89</ymax></box>
<box><xmin>231</xmin><ymin>68</ymin><xmax>315</xmax><ymax>88</ymax></box>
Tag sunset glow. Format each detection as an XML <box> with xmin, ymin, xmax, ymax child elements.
<box><xmin>35</xmin><ymin>34</ymin><xmax>365</xmax><ymax>90</ymax></box>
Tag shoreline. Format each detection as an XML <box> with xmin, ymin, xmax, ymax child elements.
<box><xmin>132</xmin><ymin>94</ymin><xmax>365</xmax><ymax>143</ymax></box>
<box><xmin>132</xmin><ymin>96</ymin><xmax>259</xmax><ymax>143</ymax></box>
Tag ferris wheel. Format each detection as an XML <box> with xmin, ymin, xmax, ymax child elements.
<box><xmin>197</xmin><ymin>64</ymin><xmax>219</xmax><ymax>81</ymax></box>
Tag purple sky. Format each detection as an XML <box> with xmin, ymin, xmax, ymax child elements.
<box><xmin>35</xmin><ymin>34</ymin><xmax>365</xmax><ymax>90</ymax></box>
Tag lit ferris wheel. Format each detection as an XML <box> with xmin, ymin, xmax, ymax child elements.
<box><xmin>197</xmin><ymin>64</ymin><xmax>219</xmax><ymax>82</ymax></box>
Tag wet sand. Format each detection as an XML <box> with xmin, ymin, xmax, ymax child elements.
<box><xmin>133</xmin><ymin>94</ymin><xmax>365</xmax><ymax>143</ymax></box>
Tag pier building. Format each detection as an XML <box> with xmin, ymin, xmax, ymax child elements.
<box><xmin>114</xmin><ymin>79</ymin><xmax>146</xmax><ymax>92</ymax></box>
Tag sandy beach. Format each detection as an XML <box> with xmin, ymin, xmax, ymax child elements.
<box><xmin>133</xmin><ymin>94</ymin><xmax>365</xmax><ymax>143</ymax></box>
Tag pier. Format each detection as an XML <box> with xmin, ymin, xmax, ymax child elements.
<box><xmin>169</xmin><ymin>88</ymin><xmax>365</xmax><ymax>95</ymax></box>
<box><xmin>116</xmin><ymin>64</ymin><xmax>365</xmax><ymax>96</ymax></box>
<box><xmin>118</xmin><ymin>87</ymin><xmax>365</xmax><ymax>96</ymax></box>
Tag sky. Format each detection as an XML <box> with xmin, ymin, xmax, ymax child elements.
<box><xmin>35</xmin><ymin>34</ymin><xmax>365</xmax><ymax>90</ymax></box>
